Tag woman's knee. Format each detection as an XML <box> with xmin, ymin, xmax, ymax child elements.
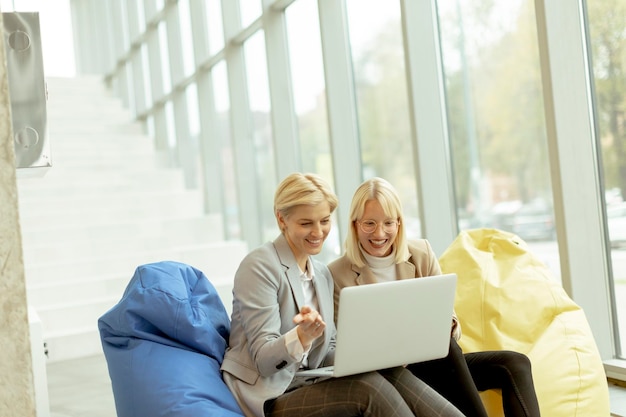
<box><xmin>350</xmin><ymin>371</ymin><xmax>407</xmax><ymax>401</ymax></box>
<box><xmin>344</xmin><ymin>372</ymin><xmax>412</xmax><ymax>415</ymax></box>
<box><xmin>502</xmin><ymin>351</ymin><xmax>533</xmax><ymax>375</ymax></box>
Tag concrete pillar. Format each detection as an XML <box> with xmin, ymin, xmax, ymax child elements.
<box><xmin>0</xmin><ymin>12</ymin><xmax>37</xmax><ymax>417</ymax></box>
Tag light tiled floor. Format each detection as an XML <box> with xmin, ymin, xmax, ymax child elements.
<box><xmin>611</xmin><ymin>380</ymin><xmax>626</xmax><ymax>417</ymax></box>
<box><xmin>47</xmin><ymin>354</ymin><xmax>626</xmax><ymax>417</ymax></box>
<box><xmin>47</xmin><ymin>355</ymin><xmax>116</xmax><ymax>417</ymax></box>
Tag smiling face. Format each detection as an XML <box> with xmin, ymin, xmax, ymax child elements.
<box><xmin>277</xmin><ymin>201</ymin><xmax>332</xmax><ymax>269</ymax></box>
<box><xmin>356</xmin><ymin>199</ymin><xmax>399</xmax><ymax>258</ymax></box>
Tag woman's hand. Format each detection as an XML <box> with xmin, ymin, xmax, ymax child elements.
<box><xmin>293</xmin><ymin>305</ymin><xmax>326</xmax><ymax>349</ymax></box>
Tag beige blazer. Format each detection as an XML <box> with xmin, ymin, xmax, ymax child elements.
<box><xmin>221</xmin><ymin>234</ymin><xmax>336</xmax><ymax>417</ymax></box>
<box><xmin>327</xmin><ymin>239</ymin><xmax>461</xmax><ymax>339</ymax></box>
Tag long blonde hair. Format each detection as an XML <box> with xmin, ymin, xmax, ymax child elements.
<box><xmin>274</xmin><ymin>172</ymin><xmax>338</xmax><ymax>230</ymax></box>
<box><xmin>344</xmin><ymin>177</ymin><xmax>409</xmax><ymax>267</ymax></box>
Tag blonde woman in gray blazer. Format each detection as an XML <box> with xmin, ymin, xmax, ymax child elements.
<box><xmin>221</xmin><ymin>173</ymin><xmax>465</xmax><ymax>417</ymax></box>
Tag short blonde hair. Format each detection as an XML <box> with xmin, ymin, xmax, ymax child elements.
<box><xmin>344</xmin><ymin>177</ymin><xmax>409</xmax><ymax>267</ymax></box>
<box><xmin>274</xmin><ymin>172</ymin><xmax>338</xmax><ymax>229</ymax></box>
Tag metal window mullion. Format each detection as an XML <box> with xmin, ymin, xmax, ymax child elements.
<box><xmin>400</xmin><ymin>0</ymin><xmax>457</xmax><ymax>256</ymax></box>
<box><xmin>222</xmin><ymin>0</ymin><xmax>263</xmax><ymax>247</ymax></box>
<box><xmin>146</xmin><ymin>25</ymin><xmax>168</xmax><ymax>151</ymax></box>
<box><xmin>126</xmin><ymin>1</ymin><xmax>147</xmax><ymax>117</ymax></box>
<box><xmin>196</xmin><ymin>72</ymin><xmax>226</xmax><ymax>218</ymax></box>
<box><xmin>189</xmin><ymin>0</ymin><xmax>225</xmax><ymax>216</ymax></box>
<box><xmin>165</xmin><ymin>3</ymin><xmax>193</xmax><ymax>185</ymax></box>
<box><xmin>69</xmin><ymin>0</ymin><xmax>93</xmax><ymax>74</ymax></box>
<box><xmin>131</xmin><ymin>53</ymin><xmax>147</xmax><ymax>116</ymax></box>
<box><xmin>262</xmin><ymin>0</ymin><xmax>300</xmax><ymax>179</ymax></box>
<box><xmin>189</xmin><ymin>0</ymin><xmax>210</xmax><ymax>65</ymax></box>
<box><xmin>164</xmin><ymin>4</ymin><xmax>185</xmax><ymax>86</ymax></box>
<box><xmin>317</xmin><ymin>0</ymin><xmax>362</xmax><ymax>240</ymax></box>
<box><xmin>143</xmin><ymin>0</ymin><xmax>159</xmax><ymax>21</ymax></box>
<box><xmin>97</xmin><ymin>1</ymin><xmax>117</xmax><ymax>75</ymax></box>
<box><xmin>110</xmin><ymin>0</ymin><xmax>130</xmax><ymax>107</ymax></box>
<box><xmin>126</xmin><ymin>1</ymin><xmax>141</xmax><ymax>42</ymax></box>
<box><xmin>535</xmin><ymin>0</ymin><xmax>613</xmax><ymax>358</ymax></box>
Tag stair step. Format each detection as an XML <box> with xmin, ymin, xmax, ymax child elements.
<box><xmin>24</xmin><ymin>241</ymin><xmax>248</xmax><ymax>287</ymax></box>
<box><xmin>40</xmin><ymin>134</ymin><xmax>155</xmax><ymax>151</ymax></box>
<box><xmin>43</xmin><ymin>327</ymin><xmax>104</xmax><ymax>363</ymax></box>
<box><xmin>20</xmin><ymin>215</ymin><xmax>224</xmax><ymax>246</ymax></box>
<box><xmin>18</xmin><ymin>191</ymin><xmax>204</xmax><ymax>225</ymax></box>
<box><xmin>39</xmin><ymin>297</ymin><xmax>120</xmax><ymax>335</ymax></box>
<box><xmin>22</xmin><ymin>221</ymin><xmax>225</xmax><ymax>264</ymax></box>
<box><xmin>19</xmin><ymin>187</ymin><xmax>199</xmax><ymax>209</ymax></box>
<box><xmin>27</xmin><ymin>274</ymin><xmax>130</xmax><ymax>307</ymax></box>
<box><xmin>17</xmin><ymin>166</ymin><xmax>184</xmax><ymax>193</ymax></box>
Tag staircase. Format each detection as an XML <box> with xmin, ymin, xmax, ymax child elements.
<box><xmin>17</xmin><ymin>76</ymin><xmax>247</xmax><ymax>363</ymax></box>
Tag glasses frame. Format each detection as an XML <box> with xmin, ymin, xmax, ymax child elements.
<box><xmin>357</xmin><ymin>219</ymin><xmax>400</xmax><ymax>234</ymax></box>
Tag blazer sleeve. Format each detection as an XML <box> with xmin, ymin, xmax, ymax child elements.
<box><xmin>231</xmin><ymin>245</ymin><xmax>300</xmax><ymax>377</ymax></box>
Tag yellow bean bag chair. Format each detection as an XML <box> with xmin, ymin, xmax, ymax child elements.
<box><xmin>439</xmin><ymin>228</ymin><xmax>609</xmax><ymax>417</ymax></box>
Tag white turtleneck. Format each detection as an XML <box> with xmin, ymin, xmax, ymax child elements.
<box><xmin>361</xmin><ymin>245</ymin><xmax>398</xmax><ymax>283</ymax></box>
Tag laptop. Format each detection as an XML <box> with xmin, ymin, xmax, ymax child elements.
<box><xmin>295</xmin><ymin>273</ymin><xmax>457</xmax><ymax>379</ymax></box>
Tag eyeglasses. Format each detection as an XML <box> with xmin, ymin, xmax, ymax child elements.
<box><xmin>357</xmin><ymin>219</ymin><xmax>399</xmax><ymax>234</ymax></box>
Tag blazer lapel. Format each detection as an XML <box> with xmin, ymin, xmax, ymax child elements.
<box><xmin>397</xmin><ymin>260</ymin><xmax>417</xmax><ymax>280</ymax></box>
<box><xmin>308</xmin><ymin>266</ymin><xmax>333</xmax><ymax>363</ymax></box>
<box><xmin>273</xmin><ymin>235</ymin><xmax>306</xmax><ymax>309</ymax></box>
<box><xmin>354</xmin><ymin>264</ymin><xmax>377</xmax><ymax>285</ymax></box>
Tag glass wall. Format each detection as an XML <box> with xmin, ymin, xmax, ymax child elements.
<box><xmin>285</xmin><ymin>0</ymin><xmax>339</xmax><ymax>260</ymax></box>
<box><xmin>66</xmin><ymin>0</ymin><xmax>625</xmax><ymax>372</ymax></box>
<box><xmin>346</xmin><ymin>0</ymin><xmax>421</xmax><ymax>240</ymax></box>
<box><xmin>205</xmin><ymin>0</ymin><xmax>225</xmax><ymax>54</ymax></box>
<box><xmin>437</xmin><ymin>0</ymin><xmax>561</xmax><ymax>278</ymax></box>
<box><xmin>212</xmin><ymin>61</ymin><xmax>240</xmax><ymax>240</ymax></box>
<box><xmin>243</xmin><ymin>31</ymin><xmax>277</xmax><ymax>242</ymax></box>
<box><xmin>587</xmin><ymin>0</ymin><xmax>626</xmax><ymax>358</ymax></box>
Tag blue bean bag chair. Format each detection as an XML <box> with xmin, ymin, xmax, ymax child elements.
<box><xmin>98</xmin><ymin>261</ymin><xmax>244</xmax><ymax>417</ymax></box>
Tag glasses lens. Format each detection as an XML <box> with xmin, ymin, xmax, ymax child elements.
<box><xmin>360</xmin><ymin>221</ymin><xmax>377</xmax><ymax>233</ymax></box>
<box><xmin>359</xmin><ymin>220</ymin><xmax>397</xmax><ymax>233</ymax></box>
<box><xmin>382</xmin><ymin>220</ymin><xmax>398</xmax><ymax>233</ymax></box>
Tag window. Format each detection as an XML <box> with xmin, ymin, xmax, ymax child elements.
<box><xmin>437</xmin><ymin>0</ymin><xmax>562</xmax><ymax>278</ymax></box>
<box><xmin>243</xmin><ymin>31</ymin><xmax>277</xmax><ymax>242</ymax></box>
<box><xmin>286</xmin><ymin>0</ymin><xmax>338</xmax><ymax>260</ymax></box>
<box><xmin>346</xmin><ymin>0</ymin><xmax>421</xmax><ymax>239</ymax></box>
<box><xmin>587</xmin><ymin>0</ymin><xmax>626</xmax><ymax>357</ymax></box>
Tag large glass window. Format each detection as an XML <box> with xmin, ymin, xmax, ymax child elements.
<box><xmin>141</xmin><ymin>44</ymin><xmax>153</xmax><ymax>107</ymax></box>
<box><xmin>205</xmin><ymin>0</ymin><xmax>225</xmax><ymax>55</ymax></box>
<box><xmin>437</xmin><ymin>0</ymin><xmax>561</xmax><ymax>279</ymax></box>
<box><xmin>243</xmin><ymin>31</ymin><xmax>277</xmax><ymax>242</ymax></box>
<box><xmin>239</xmin><ymin>0</ymin><xmax>261</xmax><ymax>28</ymax></box>
<box><xmin>178</xmin><ymin>0</ymin><xmax>196</xmax><ymax>77</ymax></box>
<box><xmin>286</xmin><ymin>0</ymin><xmax>331</xmax><ymax>176</ymax></box>
<box><xmin>158</xmin><ymin>21</ymin><xmax>172</xmax><ymax>93</ymax></box>
<box><xmin>587</xmin><ymin>0</ymin><xmax>626</xmax><ymax>357</ymax></box>
<box><xmin>213</xmin><ymin>61</ymin><xmax>240</xmax><ymax>239</ymax></box>
<box><xmin>286</xmin><ymin>0</ymin><xmax>338</xmax><ymax>260</ymax></box>
<box><xmin>186</xmin><ymin>82</ymin><xmax>201</xmax><ymax>187</ymax></box>
<box><xmin>345</xmin><ymin>0</ymin><xmax>421</xmax><ymax>239</ymax></box>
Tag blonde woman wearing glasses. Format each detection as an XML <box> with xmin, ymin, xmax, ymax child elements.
<box><xmin>328</xmin><ymin>177</ymin><xmax>541</xmax><ymax>417</ymax></box>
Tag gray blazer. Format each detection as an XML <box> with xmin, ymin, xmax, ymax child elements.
<box><xmin>221</xmin><ymin>234</ymin><xmax>336</xmax><ymax>417</ymax></box>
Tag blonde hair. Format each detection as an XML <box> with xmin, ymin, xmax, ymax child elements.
<box><xmin>344</xmin><ymin>177</ymin><xmax>409</xmax><ymax>267</ymax></box>
<box><xmin>274</xmin><ymin>173</ymin><xmax>338</xmax><ymax>229</ymax></box>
